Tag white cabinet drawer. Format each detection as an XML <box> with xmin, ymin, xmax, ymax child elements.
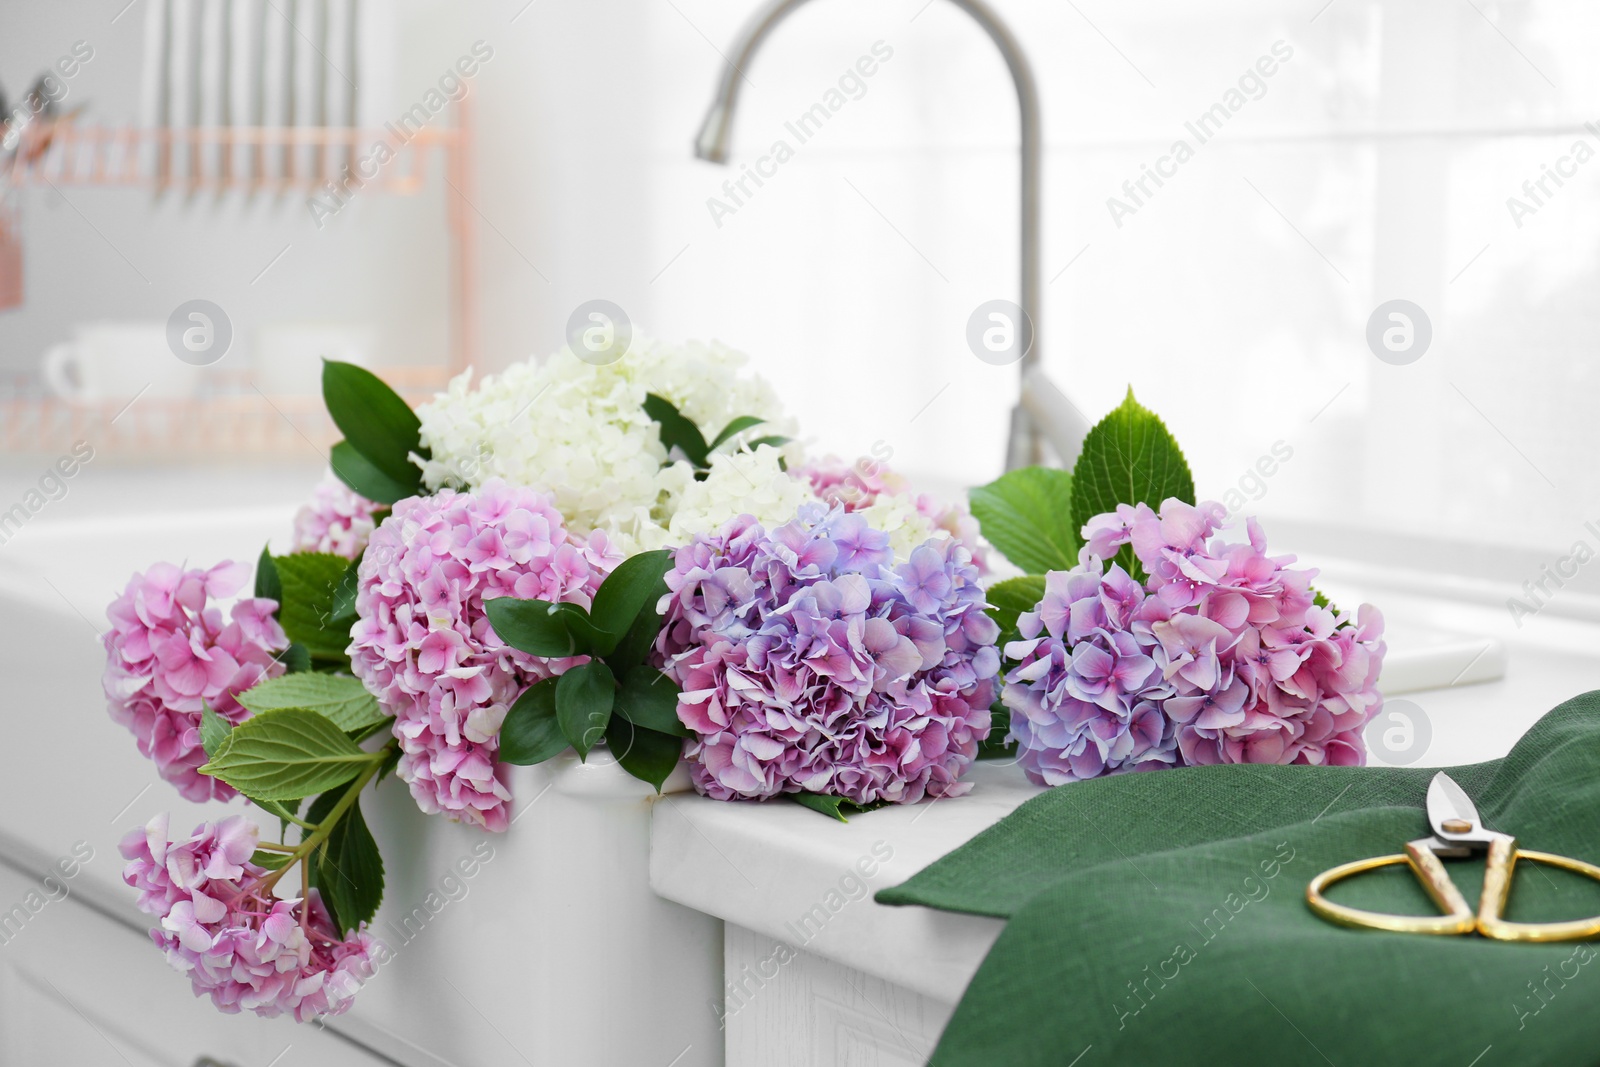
<box><xmin>0</xmin><ymin>862</ymin><xmax>392</xmax><ymax>1067</ymax></box>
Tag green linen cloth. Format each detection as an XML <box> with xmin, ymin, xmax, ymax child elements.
<box><xmin>877</xmin><ymin>691</ymin><xmax>1600</xmax><ymax>1066</ymax></box>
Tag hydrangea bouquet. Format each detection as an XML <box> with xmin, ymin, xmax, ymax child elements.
<box><xmin>969</xmin><ymin>390</ymin><xmax>1386</xmax><ymax>785</ymax></box>
<box><xmin>100</xmin><ymin>338</ymin><xmax>1383</xmax><ymax>1021</ymax></box>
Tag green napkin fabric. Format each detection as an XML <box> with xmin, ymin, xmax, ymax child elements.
<box><xmin>877</xmin><ymin>691</ymin><xmax>1600</xmax><ymax>1066</ymax></box>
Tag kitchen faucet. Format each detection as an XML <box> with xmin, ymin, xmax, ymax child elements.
<box><xmin>693</xmin><ymin>0</ymin><xmax>1048</xmax><ymax>470</ymax></box>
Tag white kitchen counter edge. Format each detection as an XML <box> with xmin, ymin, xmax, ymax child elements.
<box><xmin>648</xmin><ymin>763</ymin><xmax>1042</xmax><ymax>1006</ymax></box>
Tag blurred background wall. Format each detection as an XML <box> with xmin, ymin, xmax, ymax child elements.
<box><xmin>1</xmin><ymin>0</ymin><xmax>1595</xmax><ymax>578</ymax></box>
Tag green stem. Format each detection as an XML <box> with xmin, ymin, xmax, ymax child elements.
<box><xmin>259</xmin><ymin>751</ymin><xmax>385</xmax><ymax>895</ymax></box>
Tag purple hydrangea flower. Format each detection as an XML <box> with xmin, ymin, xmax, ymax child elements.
<box><xmin>1002</xmin><ymin>499</ymin><xmax>1387</xmax><ymax>783</ymax></box>
<box><xmin>1002</xmin><ymin>563</ymin><xmax>1179</xmax><ymax>784</ymax></box>
<box><xmin>656</xmin><ymin>504</ymin><xmax>1000</xmax><ymax>806</ymax></box>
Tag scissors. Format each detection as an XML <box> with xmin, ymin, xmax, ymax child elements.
<box><xmin>1306</xmin><ymin>772</ymin><xmax>1600</xmax><ymax>942</ymax></box>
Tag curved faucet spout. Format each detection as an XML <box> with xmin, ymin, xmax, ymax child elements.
<box><xmin>693</xmin><ymin>0</ymin><xmax>1044</xmax><ymax>469</ymax></box>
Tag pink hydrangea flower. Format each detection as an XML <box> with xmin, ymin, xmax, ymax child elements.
<box><xmin>1003</xmin><ymin>499</ymin><xmax>1386</xmax><ymax>782</ymax></box>
<box><xmin>291</xmin><ymin>473</ymin><xmax>382</xmax><ymax>560</ymax></box>
<box><xmin>103</xmin><ymin>562</ymin><xmax>289</xmax><ymax>802</ymax></box>
<box><xmin>657</xmin><ymin>503</ymin><xmax>1000</xmax><ymax>806</ymax></box>
<box><xmin>799</xmin><ymin>455</ymin><xmax>990</xmax><ymax>572</ymax></box>
<box><xmin>121</xmin><ymin>814</ymin><xmax>377</xmax><ymax>1021</ymax></box>
<box><xmin>347</xmin><ymin>480</ymin><xmax>620</xmax><ymax>831</ymax></box>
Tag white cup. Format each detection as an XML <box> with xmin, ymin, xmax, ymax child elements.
<box><xmin>40</xmin><ymin>322</ymin><xmax>203</xmax><ymax>404</ymax></box>
<box><xmin>254</xmin><ymin>322</ymin><xmax>375</xmax><ymax>395</ymax></box>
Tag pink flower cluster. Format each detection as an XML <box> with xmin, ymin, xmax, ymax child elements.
<box><xmin>799</xmin><ymin>455</ymin><xmax>988</xmax><ymax>572</ymax></box>
<box><xmin>291</xmin><ymin>473</ymin><xmax>383</xmax><ymax>560</ymax></box>
<box><xmin>347</xmin><ymin>479</ymin><xmax>620</xmax><ymax>831</ymax></box>
<box><xmin>1004</xmin><ymin>499</ymin><xmax>1386</xmax><ymax>784</ymax></box>
<box><xmin>120</xmin><ymin>814</ymin><xmax>376</xmax><ymax>1021</ymax></box>
<box><xmin>657</xmin><ymin>503</ymin><xmax>1000</xmax><ymax>806</ymax></box>
<box><xmin>103</xmin><ymin>561</ymin><xmax>289</xmax><ymax>802</ymax></box>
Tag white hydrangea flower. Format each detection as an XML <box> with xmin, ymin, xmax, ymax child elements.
<box><xmin>661</xmin><ymin>445</ymin><xmax>820</xmax><ymax>546</ymax></box>
<box><xmin>853</xmin><ymin>491</ymin><xmax>947</xmax><ymax>564</ymax></box>
<box><xmin>413</xmin><ymin>336</ymin><xmax>799</xmax><ymax>552</ymax></box>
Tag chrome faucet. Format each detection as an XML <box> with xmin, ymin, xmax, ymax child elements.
<box><xmin>693</xmin><ymin>0</ymin><xmax>1045</xmax><ymax>470</ymax></box>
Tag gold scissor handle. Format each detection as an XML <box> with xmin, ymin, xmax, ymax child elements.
<box><xmin>1306</xmin><ymin>840</ymin><xmax>1477</xmax><ymax>935</ymax></box>
<box><xmin>1476</xmin><ymin>837</ymin><xmax>1600</xmax><ymax>942</ymax></box>
<box><xmin>1308</xmin><ymin>836</ymin><xmax>1600</xmax><ymax>941</ymax></box>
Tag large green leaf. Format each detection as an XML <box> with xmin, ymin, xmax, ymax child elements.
<box><xmin>273</xmin><ymin>552</ymin><xmax>355</xmax><ymax>661</ymax></box>
<box><xmin>588</xmin><ymin>550</ymin><xmax>674</xmax><ymax>651</ymax></box>
<box><xmin>280</xmin><ymin>643</ymin><xmax>312</xmax><ymax>674</ymax></box>
<box><xmin>985</xmin><ymin>576</ymin><xmax>1048</xmax><ymax>646</ymax></box>
<box><xmin>236</xmin><ymin>673</ymin><xmax>389</xmax><ymax>735</ymax></box>
<box><xmin>969</xmin><ymin>467</ymin><xmax>1079</xmax><ymax>575</ymax></box>
<box><xmin>330</xmin><ymin>555</ymin><xmax>362</xmax><ymax>624</ymax></box>
<box><xmin>1069</xmin><ymin>388</ymin><xmax>1195</xmax><ymax>577</ymax></box>
<box><xmin>498</xmin><ymin>677</ymin><xmax>569</xmax><ymax>765</ymax></box>
<box><xmin>644</xmin><ymin>393</ymin><xmax>709</xmax><ymax>467</ymax></box>
<box><xmin>603</xmin><ymin>716</ymin><xmax>683</xmax><ymax>792</ymax></box>
<box><xmin>613</xmin><ymin>666</ymin><xmax>689</xmax><ymax>737</ymax></box>
<box><xmin>313</xmin><ymin>795</ymin><xmax>384</xmax><ymax>936</ymax></box>
<box><xmin>199</xmin><ymin>708</ymin><xmax>375</xmax><ymax>801</ymax></box>
<box><xmin>556</xmin><ymin>661</ymin><xmax>615</xmax><ymax>760</ymax></box>
<box><xmin>254</xmin><ymin>544</ymin><xmax>281</xmax><ymax>602</ymax></box>
<box><xmin>321</xmin><ymin>360</ymin><xmax>426</xmax><ymax>488</ymax></box>
<box><xmin>200</xmin><ymin>704</ymin><xmax>232</xmax><ymax>760</ymax></box>
<box><xmin>607</xmin><ymin>570</ymin><xmax>672</xmax><ymax>673</ymax></box>
<box><xmin>329</xmin><ymin>440</ymin><xmax>418</xmax><ymax>505</ymax></box>
<box><xmin>484</xmin><ymin>597</ymin><xmax>604</xmax><ymax>658</ymax></box>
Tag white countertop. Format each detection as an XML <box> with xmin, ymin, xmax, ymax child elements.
<box><xmin>647</xmin><ymin>582</ymin><xmax>1600</xmax><ymax>1005</ymax></box>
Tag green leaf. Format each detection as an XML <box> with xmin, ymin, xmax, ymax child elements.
<box><xmin>603</xmin><ymin>716</ymin><xmax>683</xmax><ymax>792</ymax></box>
<box><xmin>329</xmin><ymin>440</ymin><xmax>417</xmax><ymax>505</ymax></box>
<box><xmin>607</xmin><ymin>570</ymin><xmax>672</xmax><ymax>673</ymax></box>
<box><xmin>375</xmin><ymin>743</ymin><xmax>402</xmax><ymax>786</ymax></box>
<box><xmin>236</xmin><ymin>673</ymin><xmax>389</xmax><ymax>734</ymax></box>
<box><xmin>976</xmin><ymin>703</ymin><xmax>1017</xmax><ymax>761</ymax></box>
<box><xmin>747</xmin><ymin>435</ymin><xmax>791</xmax><ymax>451</ymax></box>
<box><xmin>255</xmin><ymin>544</ymin><xmax>281</xmax><ymax>602</ymax></box>
<box><xmin>330</xmin><ymin>556</ymin><xmax>361</xmax><ymax>624</ymax></box>
<box><xmin>1069</xmin><ymin>387</ymin><xmax>1196</xmax><ymax>578</ymax></box>
<box><xmin>498</xmin><ymin>678</ymin><xmax>569</xmax><ymax>765</ymax></box>
<box><xmin>644</xmin><ymin>393</ymin><xmax>709</xmax><ymax>467</ymax></box>
<box><xmin>249</xmin><ymin>849</ymin><xmax>292</xmax><ymax>870</ymax></box>
<box><xmin>273</xmin><ymin>552</ymin><xmax>355</xmax><ymax>662</ymax></box>
<box><xmin>349</xmin><ymin>719</ymin><xmax>393</xmax><ymax>744</ymax></box>
<box><xmin>280</xmin><ymin>643</ymin><xmax>312</xmax><ymax>674</ymax></box>
<box><xmin>484</xmin><ymin>597</ymin><xmax>604</xmax><ymax>658</ymax></box>
<box><xmin>200</xmin><ymin>704</ymin><xmax>233</xmax><ymax>760</ymax></box>
<box><xmin>588</xmin><ymin>550</ymin><xmax>674</xmax><ymax>651</ymax></box>
<box><xmin>613</xmin><ymin>666</ymin><xmax>689</xmax><ymax>737</ymax></box>
<box><xmin>198</xmin><ymin>708</ymin><xmax>377</xmax><ymax>801</ymax></box>
<box><xmin>786</xmin><ymin>793</ymin><xmax>890</xmax><ymax>822</ymax></box>
<box><xmin>709</xmin><ymin>415</ymin><xmax>765</xmax><ymax>451</ymax></box>
<box><xmin>986</xmin><ymin>576</ymin><xmax>1047</xmax><ymax>646</ymax></box>
<box><xmin>321</xmin><ymin>360</ymin><xmax>426</xmax><ymax>489</ymax></box>
<box><xmin>969</xmin><ymin>467</ymin><xmax>1079</xmax><ymax>575</ymax></box>
<box><xmin>314</xmin><ymin>796</ymin><xmax>384</xmax><ymax>936</ymax></box>
<box><xmin>556</xmin><ymin>661</ymin><xmax>615</xmax><ymax>760</ymax></box>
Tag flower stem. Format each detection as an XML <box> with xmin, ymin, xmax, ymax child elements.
<box><xmin>257</xmin><ymin>750</ymin><xmax>387</xmax><ymax>896</ymax></box>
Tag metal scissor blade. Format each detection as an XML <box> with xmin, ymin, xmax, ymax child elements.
<box><xmin>1427</xmin><ymin>772</ymin><xmax>1485</xmax><ymax>839</ymax></box>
